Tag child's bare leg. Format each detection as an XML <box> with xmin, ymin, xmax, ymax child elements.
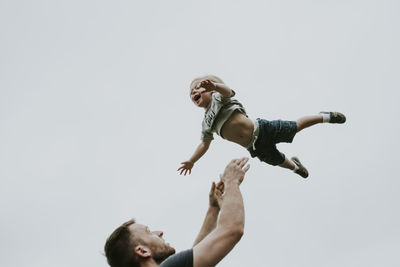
<box><xmin>296</xmin><ymin>115</ymin><xmax>323</xmax><ymax>132</ymax></box>
<box><xmin>297</xmin><ymin>112</ymin><xmax>346</xmax><ymax>132</ymax></box>
<box><xmin>279</xmin><ymin>156</ymin><xmax>309</xmax><ymax>178</ymax></box>
<box><xmin>279</xmin><ymin>157</ymin><xmax>296</xmax><ymax>170</ymax></box>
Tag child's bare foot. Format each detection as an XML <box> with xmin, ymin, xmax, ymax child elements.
<box><xmin>320</xmin><ymin>111</ymin><xmax>346</xmax><ymax>124</ymax></box>
<box><xmin>291</xmin><ymin>156</ymin><xmax>309</xmax><ymax>178</ymax></box>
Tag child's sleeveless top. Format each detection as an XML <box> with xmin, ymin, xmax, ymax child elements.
<box><xmin>201</xmin><ymin>91</ymin><xmax>247</xmax><ymax>141</ymax></box>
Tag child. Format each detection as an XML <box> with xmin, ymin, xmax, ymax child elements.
<box><xmin>177</xmin><ymin>75</ymin><xmax>346</xmax><ymax>178</ymax></box>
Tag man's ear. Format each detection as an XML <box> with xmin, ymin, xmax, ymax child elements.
<box><xmin>134</xmin><ymin>245</ymin><xmax>152</xmax><ymax>259</ymax></box>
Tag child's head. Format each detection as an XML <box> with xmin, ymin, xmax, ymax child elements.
<box><xmin>189</xmin><ymin>75</ymin><xmax>224</xmax><ymax>92</ymax></box>
<box><xmin>189</xmin><ymin>75</ymin><xmax>224</xmax><ymax>109</ymax></box>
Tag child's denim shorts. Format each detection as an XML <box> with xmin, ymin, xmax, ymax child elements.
<box><xmin>247</xmin><ymin>118</ymin><xmax>297</xmax><ymax>166</ymax></box>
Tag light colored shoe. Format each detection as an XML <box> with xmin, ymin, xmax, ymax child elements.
<box><xmin>320</xmin><ymin>111</ymin><xmax>346</xmax><ymax>124</ymax></box>
<box><xmin>291</xmin><ymin>156</ymin><xmax>309</xmax><ymax>178</ymax></box>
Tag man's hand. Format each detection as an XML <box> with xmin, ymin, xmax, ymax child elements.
<box><xmin>220</xmin><ymin>157</ymin><xmax>250</xmax><ymax>185</ymax></box>
<box><xmin>177</xmin><ymin>161</ymin><xmax>194</xmax><ymax>175</ymax></box>
<box><xmin>196</xmin><ymin>79</ymin><xmax>217</xmax><ymax>92</ymax></box>
<box><xmin>209</xmin><ymin>181</ymin><xmax>224</xmax><ymax>209</ymax></box>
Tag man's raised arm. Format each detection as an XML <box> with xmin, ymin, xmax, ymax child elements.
<box><xmin>192</xmin><ymin>157</ymin><xmax>249</xmax><ymax>267</ymax></box>
<box><xmin>193</xmin><ymin>181</ymin><xmax>224</xmax><ymax>247</ymax></box>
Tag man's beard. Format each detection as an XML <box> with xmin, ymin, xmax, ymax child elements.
<box><xmin>151</xmin><ymin>243</ymin><xmax>176</xmax><ymax>264</ymax></box>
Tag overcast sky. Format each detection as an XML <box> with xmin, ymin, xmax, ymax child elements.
<box><xmin>1</xmin><ymin>0</ymin><xmax>399</xmax><ymax>266</ymax></box>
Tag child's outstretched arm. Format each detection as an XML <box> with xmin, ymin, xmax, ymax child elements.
<box><xmin>196</xmin><ymin>80</ymin><xmax>234</xmax><ymax>98</ymax></box>
<box><xmin>178</xmin><ymin>140</ymin><xmax>212</xmax><ymax>175</ymax></box>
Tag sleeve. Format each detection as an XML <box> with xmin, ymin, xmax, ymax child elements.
<box><xmin>201</xmin><ymin>129</ymin><xmax>214</xmax><ymax>141</ymax></box>
<box><xmin>159</xmin><ymin>249</ymin><xmax>193</xmax><ymax>267</ymax></box>
<box><xmin>213</xmin><ymin>92</ymin><xmax>224</xmax><ymax>101</ymax></box>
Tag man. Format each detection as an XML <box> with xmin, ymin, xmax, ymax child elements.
<box><xmin>104</xmin><ymin>157</ymin><xmax>250</xmax><ymax>267</ymax></box>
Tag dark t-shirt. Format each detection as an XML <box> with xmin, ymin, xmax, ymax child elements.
<box><xmin>159</xmin><ymin>249</ymin><xmax>193</xmax><ymax>267</ymax></box>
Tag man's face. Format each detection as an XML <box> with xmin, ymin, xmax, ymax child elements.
<box><xmin>129</xmin><ymin>224</ymin><xmax>175</xmax><ymax>263</ymax></box>
<box><xmin>190</xmin><ymin>86</ymin><xmax>213</xmax><ymax>108</ymax></box>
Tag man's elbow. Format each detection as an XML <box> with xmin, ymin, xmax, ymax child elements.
<box><xmin>227</xmin><ymin>227</ymin><xmax>244</xmax><ymax>243</ymax></box>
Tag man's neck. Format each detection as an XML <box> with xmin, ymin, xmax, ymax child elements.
<box><xmin>140</xmin><ymin>259</ymin><xmax>159</xmax><ymax>267</ymax></box>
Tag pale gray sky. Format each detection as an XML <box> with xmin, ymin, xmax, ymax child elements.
<box><xmin>1</xmin><ymin>0</ymin><xmax>399</xmax><ymax>266</ymax></box>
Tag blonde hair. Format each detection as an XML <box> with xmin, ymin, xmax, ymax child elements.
<box><xmin>189</xmin><ymin>75</ymin><xmax>224</xmax><ymax>96</ymax></box>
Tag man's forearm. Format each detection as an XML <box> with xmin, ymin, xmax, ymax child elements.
<box><xmin>191</xmin><ymin>181</ymin><xmax>244</xmax><ymax>266</ymax></box>
<box><xmin>217</xmin><ymin>181</ymin><xmax>244</xmax><ymax>234</ymax></box>
<box><xmin>193</xmin><ymin>206</ymin><xmax>219</xmax><ymax>247</ymax></box>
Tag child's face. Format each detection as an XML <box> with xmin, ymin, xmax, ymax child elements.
<box><xmin>190</xmin><ymin>87</ymin><xmax>213</xmax><ymax>108</ymax></box>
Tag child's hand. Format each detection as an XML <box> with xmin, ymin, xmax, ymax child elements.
<box><xmin>178</xmin><ymin>161</ymin><xmax>194</xmax><ymax>175</ymax></box>
<box><xmin>196</xmin><ymin>80</ymin><xmax>217</xmax><ymax>92</ymax></box>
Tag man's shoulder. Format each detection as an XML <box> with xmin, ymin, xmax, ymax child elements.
<box><xmin>159</xmin><ymin>249</ymin><xmax>193</xmax><ymax>267</ymax></box>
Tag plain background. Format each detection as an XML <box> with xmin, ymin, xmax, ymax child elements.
<box><xmin>1</xmin><ymin>0</ymin><xmax>399</xmax><ymax>266</ymax></box>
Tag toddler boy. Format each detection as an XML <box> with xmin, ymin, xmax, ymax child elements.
<box><xmin>177</xmin><ymin>75</ymin><xmax>346</xmax><ymax>178</ymax></box>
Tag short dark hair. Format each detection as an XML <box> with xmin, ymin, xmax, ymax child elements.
<box><xmin>104</xmin><ymin>219</ymin><xmax>142</xmax><ymax>267</ymax></box>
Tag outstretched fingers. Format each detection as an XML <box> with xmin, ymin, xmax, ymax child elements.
<box><xmin>237</xmin><ymin>157</ymin><xmax>249</xmax><ymax>168</ymax></box>
<box><xmin>178</xmin><ymin>167</ymin><xmax>190</xmax><ymax>175</ymax></box>
<box><xmin>209</xmin><ymin>181</ymin><xmax>216</xmax><ymax>194</ymax></box>
<box><xmin>234</xmin><ymin>157</ymin><xmax>250</xmax><ymax>174</ymax></box>
<box><xmin>196</xmin><ymin>80</ymin><xmax>216</xmax><ymax>91</ymax></box>
<box><xmin>231</xmin><ymin>159</ymin><xmax>239</xmax><ymax>165</ymax></box>
<box><xmin>216</xmin><ymin>180</ymin><xmax>224</xmax><ymax>191</ymax></box>
<box><xmin>243</xmin><ymin>164</ymin><xmax>250</xmax><ymax>173</ymax></box>
<box><xmin>178</xmin><ymin>161</ymin><xmax>193</xmax><ymax>176</ymax></box>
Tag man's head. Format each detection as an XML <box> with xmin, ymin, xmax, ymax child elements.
<box><xmin>104</xmin><ymin>219</ymin><xmax>176</xmax><ymax>267</ymax></box>
<box><xmin>189</xmin><ymin>75</ymin><xmax>224</xmax><ymax>109</ymax></box>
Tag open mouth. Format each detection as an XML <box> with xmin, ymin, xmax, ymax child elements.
<box><xmin>194</xmin><ymin>95</ymin><xmax>201</xmax><ymax>101</ymax></box>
